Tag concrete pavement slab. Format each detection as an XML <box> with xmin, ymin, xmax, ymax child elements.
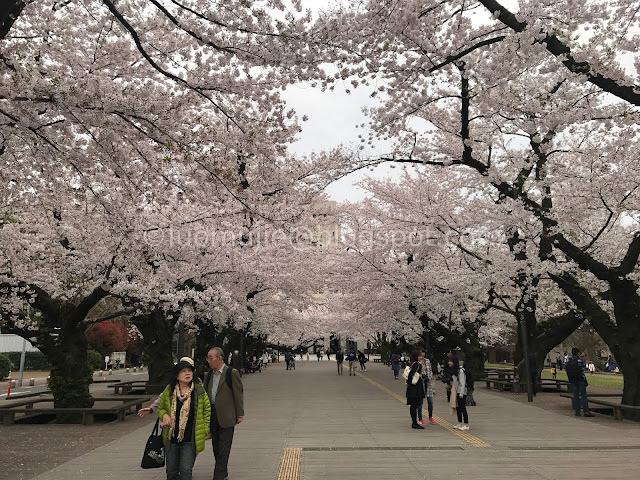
<box><xmin>10</xmin><ymin>357</ymin><xmax>640</xmax><ymax>480</ymax></box>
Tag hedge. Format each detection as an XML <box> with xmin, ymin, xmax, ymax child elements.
<box><xmin>87</xmin><ymin>349</ymin><xmax>102</xmax><ymax>370</ymax></box>
<box><xmin>3</xmin><ymin>350</ymin><xmax>103</xmax><ymax>371</ymax></box>
<box><xmin>4</xmin><ymin>351</ymin><xmax>50</xmax><ymax>371</ymax></box>
<box><xmin>0</xmin><ymin>353</ymin><xmax>11</xmax><ymax>379</ymax></box>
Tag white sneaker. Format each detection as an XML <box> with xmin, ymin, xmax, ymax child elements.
<box><xmin>459</xmin><ymin>425</ymin><xmax>470</xmax><ymax>431</ymax></box>
<box><xmin>453</xmin><ymin>423</ymin><xmax>461</xmax><ymax>430</ymax></box>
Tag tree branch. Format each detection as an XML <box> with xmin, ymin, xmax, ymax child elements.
<box><xmin>478</xmin><ymin>0</ymin><xmax>640</xmax><ymax>106</ymax></box>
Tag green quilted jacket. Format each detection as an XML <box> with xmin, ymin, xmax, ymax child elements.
<box><xmin>157</xmin><ymin>383</ymin><xmax>211</xmax><ymax>453</ymax></box>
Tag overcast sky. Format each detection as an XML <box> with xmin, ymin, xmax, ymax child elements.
<box><xmin>282</xmin><ymin>81</ymin><xmax>401</xmax><ymax>203</ymax></box>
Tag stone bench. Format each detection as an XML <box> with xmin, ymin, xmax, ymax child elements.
<box><xmin>481</xmin><ymin>377</ymin><xmax>515</xmax><ymax>392</ymax></box>
<box><xmin>559</xmin><ymin>393</ymin><xmax>640</xmax><ymax>420</ymax></box>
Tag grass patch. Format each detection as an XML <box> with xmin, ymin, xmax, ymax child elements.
<box><xmin>541</xmin><ymin>370</ymin><xmax>624</xmax><ymax>389</ymax></box>
<box><xmin>484</xmin><ymin>362</ymin><xmax>513</xmax><ymax>370</ymax></box>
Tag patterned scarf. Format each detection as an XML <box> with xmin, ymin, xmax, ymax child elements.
<box><xmin>449</xmin><ymin>380</ymin><xmax>458</xmax><ymax>416</ymax></box>
<box><xmin>169</xmin><ymin>382</ymin><xmax>194</xmax><ymax>442</ymax></box>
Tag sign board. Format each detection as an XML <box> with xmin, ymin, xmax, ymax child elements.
<box><xmin>110</xmin><ymin>351</ymin><xmax>126</xmax><ymax>364</ymax></box>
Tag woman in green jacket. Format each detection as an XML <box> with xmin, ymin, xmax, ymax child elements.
<box><xmin>158</xmin><ymin>357</ymin><xmax>211</xmax><ymax>480</ymax></box>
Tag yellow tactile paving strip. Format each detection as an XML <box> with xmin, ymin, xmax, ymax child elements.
<box><xmin>276</xmin><ymin>447</ymin><xmax>302</xmax><ymax>480</ymax></box>
<box><xmin>356</xmin><ymin>371</ymin><xmax>491</xmax><ymax>448</ymax></box>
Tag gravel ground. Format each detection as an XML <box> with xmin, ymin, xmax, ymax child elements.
<box><xmin>0</xmin><ymin>414</ymin><xmax>152</xmax><ymax>480</ymax></box>
<box><xmin>0</xmin><ymin>374</ymin><xmax>155</xmax><ymax>480</ymax></box>
<box><xmin>479</xmin><ymin>384</ymin><xmax>640</xmax><ymax>431</ymax></box>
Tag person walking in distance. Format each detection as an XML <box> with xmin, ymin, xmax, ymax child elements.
<box><xmin>391</xmin><ymin>352</ymin><xmax>401</xmax><ymax>379</ymax></box>
<box><xmin>346</xmin><ymin>349</ymin><xmax>357</xmax><ymax>376</ymax></box>
<box><xmin>451</xmin><ymin>357</ymin><xmax>469</xmax><ymax>431</ymax></box>
<box><xmin>566</xmin><ymin>347</ymin><xmax>594</xmax><ymax>417</ymax></box>
<box><xmin>335</xmin><ymin>348</ymin><xmax>344</xmax><ymax>375</ymax></box>
<box><xmin>204</xmin><ymin>347</ymin><xmax>245</xmax><ymax>480</ymax></box>
<box><xmin>284</xmin><ymin>351</ymin><xmax>292</xmax><ymax>370</ymax></box>
<box><xmin>357</xmin><ymin>350</ymin><xmax>368</xmax><ymax>371</ymax></box>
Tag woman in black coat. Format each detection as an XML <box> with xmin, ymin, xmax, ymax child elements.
<box><xmin>406</xmin><ymin>349</ymin><xmax>426</xmax><ymax>429</ymax></box>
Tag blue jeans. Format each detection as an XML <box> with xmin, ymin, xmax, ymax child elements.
<box><xmin>417</xmin><ymin>397</ymin><xmax>433</xmax><ymax>420</ymax></box>
<box><xmin>571</xmin><ymin>379</ymin><xmax>590</xmax><ymax>414</ymax></box>
<box><xmin>165</xmin><ymin>441</ymin><xmax>196</xmax><ymax>480</ymax></box>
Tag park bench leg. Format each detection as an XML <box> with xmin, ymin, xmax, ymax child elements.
<box><xmin>485</xmin><ymin>381</ymin><xmax>490</xmax><ymax>389</ymax></box>
<box><xmin>2</xmin><ymin>412</ymin><xmax>15</xmax><ymax>426</ymax></box>
<box><xmin>82</xmin><ymin>413</ymin><xmax>95</xmax><ymax>425</ymax></box>
<box><xmin>118</xmin><ymin>410</ymin><xmax>126</xmax><ymax>421</ymax></box>
<box><xmin>613</xmin><ymin>408</ymin><xmax>623</xmax><ymax>421</ymax></box>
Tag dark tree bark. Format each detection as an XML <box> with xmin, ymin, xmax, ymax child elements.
<box><xmin>131</xmin><ymin>309</ymin><xmax>177</xmax><ymax>389</ymax></box>
<box><xmin>1</xmin><ymin>282</ymin><xmax>111</xmax><ymax>420</ymax></box>
<box><xmin>0</xmin><ymin>0</ymin><xmax>26</xmax><ymax>41</ymax></box>
<box><xmin>551</xmin><ymin>272</ymin><xmax>640</xmax><ymax>419</ymax></box>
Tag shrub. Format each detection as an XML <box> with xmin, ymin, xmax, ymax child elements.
<box><xmin>0</xmin><ymin>353</ymin><xmax>12</xmax><ymax>379</ymax></box>
<box><xmin>87</xmin><ymin>349</ymin><xmax>102</xmax><ymax>370</ymax></box>
<box><xmin>5</xmin><ymin>351</ymin><xmax>50</xmax><ymax>371</ymax></box>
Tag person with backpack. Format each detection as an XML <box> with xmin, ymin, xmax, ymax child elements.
<box><xmin>391</xmin><ymin>352</ymin><xmax>401</xmax><ymax>379</ymax></box>
<box><xmin>357</xmin><ymin>350</ymin><xmax>368</xmax><ymax>371</ymax></box>
<box><xmin>204</xmin><ymin>347</ymin><xmax>245</xmax><ymax>480</ymax></box>
<box><xmin>336</xmin><ymin>348</ymin><xmax>345</xmax><ymax>375</ymax></box>
<box><xmin>462</xmin><ymin>358</ymin><xmax>476</xmax><ymax>406</ymax></box>
<box><xmin>566</xmin><ymin>347</ymin><xmax>594</xmax><ymax>417</ymax></box>
<box><xmin>405</xmin><ymin>350</ymin><xmax>426</xmax><ymax>429</ymax></box>
<box><xmin>450</xmin><ymin>357</ymin><xmax>469</xmax><ymax>430</ymax></box>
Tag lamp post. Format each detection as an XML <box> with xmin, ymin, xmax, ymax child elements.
<box><xmin>17</xmin><ymin>304</ymin><xmax>29</xmax><ymax>387</ymax></box>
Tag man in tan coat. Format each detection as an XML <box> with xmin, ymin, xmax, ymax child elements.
<box><xmin>204</xmin><ymin>347</ymin><xmax>244</xmax><ymax>480</ymax></box>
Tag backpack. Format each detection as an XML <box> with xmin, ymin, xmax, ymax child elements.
<box><xmin>565</xmin><ymin>356</ymin><xmax>581</xmax><ymax>381</ymax></box>
<box><xmin>462</xmin><ymin>367</ymin><xmax>474</xmax><ymax>391</ymax></box>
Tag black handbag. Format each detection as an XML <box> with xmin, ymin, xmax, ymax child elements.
<box><xmin>141</xmin><ymin>419</ymin><xmax>165</xmax><ymax>469</ymax></box>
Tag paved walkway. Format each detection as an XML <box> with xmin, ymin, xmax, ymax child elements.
<box><xmin>17</xmin><ymin>359</ymin><xmax>640</xmax><ymax>479</ymax></box>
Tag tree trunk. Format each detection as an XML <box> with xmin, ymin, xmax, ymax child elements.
<box><xmin>133</xmin><ymin>310</ymin><xmax>176</xmax><ymax>389</ymax></box>
<box><xmin>39</xmin><ymin>318</ymin><xmax>94</xmax><ymax>422</ymax></box>
<box><xmin>552</xmin><ymin>273</ymin><xmax>640</xmax><ymax>416</ymax></box>
<box><xmin>429</xmin><ymin>319</ymin><xmax>485</xmax><ymax>380</ymax></box>
<box><xmin>193</xmin><ymin>320</ymin><xmax>235</xmax><ymax>378</ymax></box>
<box><xmin>2</xmin><ymin>283</ymin><xmax>111</xmax><ymax>422</ymax></box>
<box><xmin>514</xmin><ymin>311</ymin><xmax>585</xmax><ymax>381</ymax></box>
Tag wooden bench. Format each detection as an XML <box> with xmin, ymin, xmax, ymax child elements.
<box><xmin>481</xmin><ymin>377</ymin><xmax>515</xmax><ymax>392</ymax></box>
<box><xmin>5</xmin><ymin>389</ymin><xmax>51</xmax><ymax>400</ymax></box>
<box><xmin>0</xmin><ymin>395</ymin><xmax>150</xmax><ymax>425</ymax></box>
<box><xmin>107</xmin><ymin>381</ymin><xmax>163</xmax><ymax>395</ymax></box>
<box><xmin>559</xmin><ymin>393</ymin><xmax>640</xmax><ymax>420</ymax></box>
<box><xmin>539</xmin><ymin>379</ymin><xmax>572</xmax><ymax>392</ymax></box>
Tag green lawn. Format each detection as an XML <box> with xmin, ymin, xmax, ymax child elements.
<box><xmin>541</xmin><ymin>369</ymin><xmax>624</xmax><ymax>389</ymax></box>
<box><xmin>484</xmin><ymin>362</ymin><xmax>513</xmax><ymax>370</ymax></box>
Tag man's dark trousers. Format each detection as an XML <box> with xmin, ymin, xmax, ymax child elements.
<box><xmin>210</xmin><ymin>404</ymin><xmax>235</xmax><ymax>480</ymax></box>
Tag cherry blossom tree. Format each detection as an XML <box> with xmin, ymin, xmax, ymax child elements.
<box><xmin>308</xmin><ymin>0</ymin><xmax>640</xmax><ymax>408</ymax></box>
